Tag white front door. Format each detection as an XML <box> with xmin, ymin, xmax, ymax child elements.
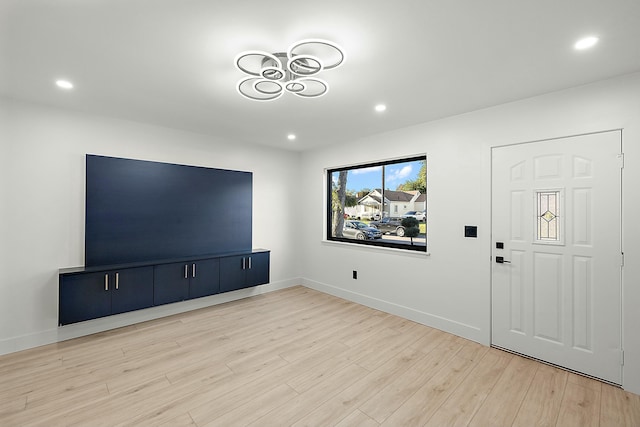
<box><xmin>491</xmin><ymin>131</ymin><xmax>623</xmax><ymax>384</ymax></box>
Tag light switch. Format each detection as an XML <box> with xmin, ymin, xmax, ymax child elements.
<box><xmin>465</xmin><ymin>226</ymin><xmax>478</xmax><ymax>238</ymax></box>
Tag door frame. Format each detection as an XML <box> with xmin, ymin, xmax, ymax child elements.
<box><xmin>488</xmin><ymin>129</ymin><xmax>624</xmax><ymax>382</ymax></box>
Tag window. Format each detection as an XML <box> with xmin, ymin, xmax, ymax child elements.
<box><xmin>327</xmin><ymin>155</ymin><xmax>427</xmax><ymax>252</ymax></box>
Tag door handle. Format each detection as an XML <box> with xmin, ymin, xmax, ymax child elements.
<box><xmin>496</xmin><ymin>256</ymin><xmax>511</xmax><ymax>264</ymax></box>
<box><xmin>104</xmin><ymin>274</ymin><xmax>109</xmax><ymax>291</ymax></box>
<box><xmin>192</xmin><ymin>263</ymin><xmax>196</xmax><ymax>278</ymax></box>
<box><xmin>184</xmin><ymin>264</ymin><xmax>188</xmax><ymax>279</ymax></box>
<box><xmin>115</xmin><ymin>272</ymin><xmax>119</xmax><ymax>289</ymax></box>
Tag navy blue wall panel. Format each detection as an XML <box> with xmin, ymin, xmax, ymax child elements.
<box><xmin>85</xmin><ymin>155</ymin><xmax>252</xmax><ymax>267</ymax></box>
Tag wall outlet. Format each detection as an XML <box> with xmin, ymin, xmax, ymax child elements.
<box><xmin>352</xmin><ymin>270</ymin><xmax>358</xmax><ymax>279</ymax></box>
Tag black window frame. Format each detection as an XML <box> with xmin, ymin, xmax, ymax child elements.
<box><xmin>326</xmin><ymin>155</ymin><xmax>427</xmax><ymax>253</ymax></box>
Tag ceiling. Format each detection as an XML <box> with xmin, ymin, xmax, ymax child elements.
<box><xmin>2</xmin><ymin>0</ymin><xmax>639</xmax><ymax>151</ymax></box>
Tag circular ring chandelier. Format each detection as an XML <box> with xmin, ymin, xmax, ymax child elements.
<box><xmin>234</xmin><ymin>39</ymin><xmax>345</xmax><ymax>101</ymax></box>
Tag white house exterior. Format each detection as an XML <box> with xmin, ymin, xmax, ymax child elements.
<box><xmin>354</xmin><ymin>189</ymin><xmax>424</xmax><ymax>218</ymax></box>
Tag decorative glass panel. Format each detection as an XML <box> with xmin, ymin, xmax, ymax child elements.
<box><xmin>536</xmin><ymin>191</ymin><xmax>560</xmax><ymax>241</ymax></box>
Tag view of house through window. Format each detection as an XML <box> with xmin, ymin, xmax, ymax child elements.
<box><xmin>327</xmin><ymin>156</ymin><xmax>427</xmax><ymax>251</ymax></box>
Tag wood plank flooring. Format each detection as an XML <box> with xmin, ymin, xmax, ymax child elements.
<box><xmin>1</xmin><ymin>286</ymin><xmax>638</xmax><ymax>426</ymax></box>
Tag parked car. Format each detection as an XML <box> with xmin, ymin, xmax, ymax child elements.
<box><xmin>355</xmin><ymin>212</ymin><xmax>381</xmax><ymax>221</ymax></box>
<box><xmin>369</xmin><ymin>217</ymin><xmax>406</xmax><ymax>236</ymax></box>
<box><xmin>402</xmin><ymin>210</ymin><xmax>426</xmax><ymax>221</ymax></box>
<box><xmin>342</xmin><ymin>220</ymin><xmax>383</xmax><ymax>240</ymax></box>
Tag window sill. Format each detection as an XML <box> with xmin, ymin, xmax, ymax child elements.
<box><xmin>322</xmin><ymin>239</ymin><xmax>431</xmax><ymax>257</ymax></box>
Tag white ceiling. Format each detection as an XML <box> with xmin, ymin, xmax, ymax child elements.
<box><xmin>2</xmin><ymin>0</ymin><xmax>639</xmax><ymax>151</ymax></box>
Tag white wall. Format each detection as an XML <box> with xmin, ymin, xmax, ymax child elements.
<box><xmin>299</xmin><ymin>72</ymin><xmax>640</xmax><ymax>394</ymax></box>
<box><xmin>0</xmin><ymin>98</ymin><xmax>301</xmax><ymax>354</ymax></box>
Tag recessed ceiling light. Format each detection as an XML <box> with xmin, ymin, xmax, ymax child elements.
<box><xmin>287</xmin><ymin>134</ymin><xmax>296</xmax><ymax>141</ymax></box>
<box><xmin>55</xmin><ymin>79</ymin><xmax>74</xmax><ymax>89</ymax></box>
<box><xmin>375</xmin><ymin>104</ymin><xmax>387</xmax><ymax>112</ymax></box>
<box><xmin>574</xmin><ymin>36</ymin><xmax>599</xmax><ymax>50</ymax></box>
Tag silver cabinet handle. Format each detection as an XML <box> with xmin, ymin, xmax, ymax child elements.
<box><xmin>184</xmin><ymin>264</ymin><xmax>188</xmax><ymax>279</ymax></box>
<box><xmin>248</xmin><ymin>256</ymin><xmax>252</xmax><ymax>269</ymax></box>
<box><xmin>192</xmin><ymin>263</ymin><xmax>196</xmax><ymax>278</ymax></box>
<box><xmin>115</xmin><ymin>272</ymin><xmax>119</xmax><ymax>289</ymax></box>
<box><xmin>242</xmin><ymin>257</ymin><xmax>245</xmax><ymax>270</ymax></box>
<box><xmin>104</xmin><ymin>274</ymin><xmax>109</xmax><ymax>291</ymax></box>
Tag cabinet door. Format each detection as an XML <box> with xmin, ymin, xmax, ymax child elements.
<box><xmin>59</xmin><ymin>272</ymin><xmax>111</xmax><ymax>325</ymax></box>
<box><xmin>246</xmin><ymin>252</ymin><xmax>270</xmax><ymax>287</ymax></box>
<box><xmin>111</xmin><ymin>266</ymin><xmax>154</xmax><ymax>315</ymax></box>
<box><xmin>153</xmin><ymin>263</ymin><xmax>190</xmax><ymax>305</ymax></box>
<box><xmin>219</xmin><ymin>255</ymin><xmax>247</xmax><ymax>293</ymax></box>
<box><xmin>189</xmin><ymin>258</ymin><xmax>220</xmax><ymax>299</ymax></box>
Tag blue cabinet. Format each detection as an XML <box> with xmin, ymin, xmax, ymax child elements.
<box><xmin>220</xmin><ymin>252</ymin><xmax>270</xmax><ymax>293</ymax></box>
<box><xmin>111</xmin><ymin>267</ymin><xmax>155</xmax><ymax>314</ymax></box>
<box><xmin>59</xmin><ymin>266</ymin><xmax>153</xmax><ymax>325</ymax></box>
<box><xmin>153</xmin><ymin>258</ymin><xmax>220</xmax><ymax>305</ymax></box>
<box><xmin>188</xmin><ymin>258</ymin><xmax>220</xmax><ymax>299</ymax></box>
<box><xmin>246</xmin><ymin>252</ymin><xmax>269</xmax><ymax>287</ymax></box>
<box><xmin>153</xmin><ymin>262</ymin><xmax>190</xmax><ymax>306</ymax></box>
<box><xmin>59</xmin><ymin>250</ymin><xmax>268</xmax><ymax>326</ymax></box>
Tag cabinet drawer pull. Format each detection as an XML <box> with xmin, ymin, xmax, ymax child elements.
<box><xmin>184</xmin><ymin>265</ymin><xmax>188</xmax><ymax>279</ymax></box>
<box><xmin>248</xmin><ymin>257</ymin><xmax>252</xmax><ymax>269</ymax></box>
<box><xmin>104</xmin><ymin>274</ymin><xmax>109</xmax><ymax>291</ymax></box>
<box><xmin>115</xmin><ymin>272</ymin><xmax>119</xmax><ymax>290</ymax></box>
<box><xmin>192</xmin><ymin>263</ymin><xmax>196</xmax><ymax>278</ymax></box>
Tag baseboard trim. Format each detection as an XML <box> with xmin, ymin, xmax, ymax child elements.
<box><xmin>0</xmin><ymin>278</ymin><xmax>300</xmax><ymax>356</ymax></box>
<box><xmin>1</xmin><ymin>277</ymin><xmax>487</xmax><ymax>356</ymax></box>
<box><xmin>301</xmin><ymin>278</ymin><xmax>487</xmax><ymax>345</ymax></box>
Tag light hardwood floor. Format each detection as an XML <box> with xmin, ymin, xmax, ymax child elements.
<box><xmin>1</xmin><ymin>286</ymin><xmax>639</xmax><ymax>426</ymax></box>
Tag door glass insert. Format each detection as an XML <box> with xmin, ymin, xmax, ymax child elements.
<box><xmin>536</xmin><ymin>190</ymin><xmax>561</xmax><ymax>242</ymax></box>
